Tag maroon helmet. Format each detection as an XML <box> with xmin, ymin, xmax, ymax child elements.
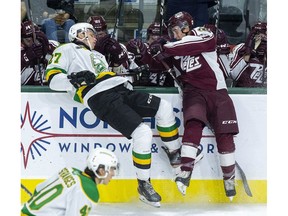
<box><xmin>251</xmin><ymin>22</ymin><xmax>267</xmax><ymax>35</ymax></box>
<box><xmin>21</xmin><ymin>20</ymin><xmax>40</xmax><ymax>38</ymax></box>
<box><xmin>147</xmin><ymin>21</ymin><xmax>168</xmax><ymax>38</ymax></box>
<box><xmin>167</xmin><ymin>11</ymin><xmax>194</xmax><ymax>39</ymax></box>
<box><xmin>167</xmin><ymin>11</ymin><xmax>194</xmax><ymax>38</ymax></box>
<box><xmin>87</xmin><ymin>15</ymin><xmax>107</xmax><ymax>32</ymax></box>
<box><xmin>245</xmin><ymin>22</ymin><xmax>267</xmax><ymax>57</ymax></box>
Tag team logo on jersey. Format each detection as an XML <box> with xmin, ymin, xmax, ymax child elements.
<box><xmin>250</xmin><ymin>63</ymin><xmax>265</xmax><ymax>84</ymax></box>
<box><xmin>90</xmin><ymin>53</ymin><xmax>107</xmax><ymax>76</ymax></box>
<box><xmin>176</xmin><ymin>56</ymin><xmax>201</xmax><ymax>72</ymax></box>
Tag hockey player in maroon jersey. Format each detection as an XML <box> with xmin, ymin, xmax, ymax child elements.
<box><xmin>203</xmin><ymin>24</ymin><xmax>233</xmax><ymax>87</ymax></box>
<box><xmin>150</xmin><ymin>11</ymin><xmax>239</xmax><ymax>200</ymax></box>
<box><xmin>87</xmin><ymin>15</ymin><xmax>151</xmax><ymax>84</ymax></box>
<box><xmin>230</xmin><ymin>22</ymin><xmax>267</xmax><ymax>87</ymax></box>
<box><xmin>126</xmin><ymin>22</ymin><xmax>174</xmax><ymax>86</ymax></box>
<box><xmin>87</xmin><ymin>15</ymin><xmax>130</xmax><ymax>74</ymax></box>
<box><xmin>21</xmin><ymin>20</ymin><xmax>58</xmax><ymax>85</ymax></box>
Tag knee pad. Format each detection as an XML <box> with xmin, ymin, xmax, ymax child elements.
<box><xmin>182</xmin><ymin>120</ymin><xmax>204</xmax><ymax>144</ymax></box>
<box><xmin>131</xmin><ymin>123</ymin><xmax>152</xmax><ymax>153</ymax></box>
<box><xmin>155</xmin><ymin>99</ymin><xmax>175</xmax><ymax>126</ymax></box>
<box><xmin>216</xmin><ymin>133</ymin><xmax>236</xmax><ymax>153</ymax></box>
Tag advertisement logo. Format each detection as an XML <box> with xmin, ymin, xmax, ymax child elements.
<box><xmin>21</xmin><ymin>102</ymin><xmax>126</xmax><ymax>169</ymax></box>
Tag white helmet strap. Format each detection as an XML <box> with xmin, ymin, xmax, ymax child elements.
<box><xmin>94</xmin><ymin>169</ymin><xmax>109</xmax><ymax>179</ymax></box>
<box><xmin>76</xmin><ymin>31</ymin><xmax>93</xmax><ymax>50</ymax></box>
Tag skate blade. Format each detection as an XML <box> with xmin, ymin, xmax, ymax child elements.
<box><xmin>139</xmin><ymin>195</ymin><xmax>161</xmax><ymax>208</ymax></box>
<box><xmin>172</xmin><ymin>164</ymin><xmax>181</xmax><ymax>168</ymax></box>
<box><xmin>195</xmin><ymin>153</ymin><xmax>204</xmax><ymax>164</ymax></box>
<box><xmin>228</xmin><ymin>196</ymin><xmax>234</xmax><ymax>202</ymax></box>
<box><xmin>176</xmin><ymin>181</ymin><xmax>187</xmax><ymax>196</ymax></box>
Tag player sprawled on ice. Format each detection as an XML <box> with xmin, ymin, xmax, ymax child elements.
<box><xmin>21</xmin><ymin>148</ymin><xmax>118</xmax><ymax>215</ymax></box>
<box><xmin>150</xmin><ymin>11</ymin><xmax>239</xmax><ymax>201</ymax></box>
<box><xmin>45</xmin><ymin>22</ymin><xmax>192</xmax><ymax>207</ymax></box>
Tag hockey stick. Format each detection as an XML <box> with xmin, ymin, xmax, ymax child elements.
<box><xmin>111</xmin><ymin>0</ymin><xmax>123</xmax><ymax>40</ymax></box>
<box><xmin>214</xmin><ymin>0</ymin><xmax>220</xmax><ymax>40</ymax></box>
<box><xmin>235</xmin><ymin>161</ymin><xmax>253</xmax><ymax>197</ymax></box>
<box><xmin>214</xmin><ymin>0</ymin><xmax>234</xmax><ymax>87</ymax></box>
<box><xmin>244</xmin><ymin>0</ymin><xmax>251</xmax><ymax>40</ymax></box>
<box><xmin>24</xmin><ymin>0</ymin><xmax>44</xmax><ymax>86</ymax></box>
<box><xmin>159</xmin><ymin>59</ymin><xmax>183</xmax><ymax>90</ymax></box>
<box><xmin>21</xmin><ymin>183</ymin><xmax>33</xmax><ymax>197</ymax></box>
<box><xmin>159</xmin><ymin>0</ymin><xmax>165</xmax><ymax>36</ymax></box>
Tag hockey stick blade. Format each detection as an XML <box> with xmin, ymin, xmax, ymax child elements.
<box><xmin>235</xmin><ymin>161</ymin><xmax>253</xmax><ymax>197</ymax></box>
<box><xmin>21</xmin><ymin>183</ymin><xmax>33</xmax><ymax>197</ymax></box>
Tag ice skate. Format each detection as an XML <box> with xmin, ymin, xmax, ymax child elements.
<box><xmin>162</xmin><ymin>146</ymin><xmax>204</xmax><ymax>168</ymax></box>
<box><xmin>161</xmin><ymin>146</ymin><xmax>181</xmax><ymax>167</ymax></box>
<box><xmin>175</xmin><ymin>170</ymin><xmax>192</xmax><ymax>196</ymax></box>
<box><xmin>224</xmin><ymin>178</ymin><xmax>236</xmax><ymax>201</ymax></box>
<box><xmin>137</xmin><ymin>179</ymin><xmax>161</xmax><ymax>208</ymax></box>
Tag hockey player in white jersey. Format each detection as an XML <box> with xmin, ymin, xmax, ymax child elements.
<box><xmin>45</xmin><ymin>22</ymin><xmax>186</xmax><ymax>207</ymax></box>
<box><xmin>21</xmin><ymin>148</ymin><xmax>118</xmax><ymax>216</ymax></box>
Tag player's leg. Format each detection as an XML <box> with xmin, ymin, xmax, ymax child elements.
<box><xmin>174</xmin><ymin>90</ymin><xmax>207</xmax><ymax>195</ymax></box>
<box><xmin>175</xmin><ymin>119</ymin><xmax>204</xmax><ymax>195</ymax></box>
<box><xmin>212</xmin><ymin>90</ymin><xmax>239</xmax><ymax>201</ymax></box>
<box><xmin>216</xmin><ymin>133</ymin><xmax>236</xmax><ymax>201</ymax></box>
<box><xmin>155</xmin><ymin>98</ymin><xmax>182</xmax><ymax>167</ymax></box>
<box><xmin>88</xmin><ymin>88</ymin><xmax>161</xmax><ymax>207</ymax></box>
<box><xmin>131</xmin><ymin>123</ymin><xmax>161</xmax><ymax>207</ymax></box>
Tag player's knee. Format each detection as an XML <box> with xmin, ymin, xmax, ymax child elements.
<box><xmin>155</xmin><ymin>99</ymin><xmax>175</xmax><ymax>126</ymax></box>
<box><xmin>182</xmin><ymin>120</ymin><xmax>203</xmax><ymax>144</ymax></box>
<box><xmin>131</xmin><ymin>123</ymin><xmax>153</xmax><ymax>149</ymax></box>
<box><xmin>216</xmin><ymin>133</ymin><xmax>236</xmax><ymax>153</ymax></box>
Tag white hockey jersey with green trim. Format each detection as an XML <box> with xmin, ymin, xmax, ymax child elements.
<box><xmin>21</xmin><ymin>167</ymin><xmax>99</xmax><ymax>216</ymax></box>
<box><xmin>45</xmin><ymin>43</ymin><xmax>130</xmax><ymax>105</ymax></box>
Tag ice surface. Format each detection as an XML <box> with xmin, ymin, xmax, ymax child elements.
<box><xmin>91</xmin><ymin>203</ymin><xmax>266</xmax><ymax>216</ymax></box>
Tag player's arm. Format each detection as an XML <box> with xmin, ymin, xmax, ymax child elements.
<box><xmin>230</xmin><ymin>44</ymin><xmax>249</xmax><ymax>80</ymax></box>
<box><xmin>45</xmin><ymin>45</ymin><xmax>74</xmax><ymax>91</ymax></box>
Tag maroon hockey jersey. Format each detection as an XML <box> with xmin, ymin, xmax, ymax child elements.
<box><xmin>230</xmin><ymin>43</ymin><xmax>266</xmax><ymax>87</ymax></box>
<box><xmin>163</xmin><ymin>27</ymin><xmax>227</xmax><ymax>91</ymax></box>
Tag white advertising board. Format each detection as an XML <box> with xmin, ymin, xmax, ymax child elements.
<box><xmin>21</xmin><ymin>93</ymin><xmax>267</xmax><ymax>180</ymax></box>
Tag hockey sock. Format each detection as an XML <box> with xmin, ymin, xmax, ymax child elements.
<box><xmin>155</xmin><ymin>99</ymin><xmax>181</xmax><ymax>151</ymax></box>
<box><xmin>131</xmin><ymin>123</ymin><xmax>153</xmax><ymax>180</ymax></box>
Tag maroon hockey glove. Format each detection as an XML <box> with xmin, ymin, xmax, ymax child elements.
<box><xmin>25</xmin><ymin>43</ymin><xmax>45</xmax><ymax>61</ymax></box>
<box><xmin>67</xmin><ymin>71</ymin><xmax>96</xmax><ymax>88</ymax></box>
<box><xmin>244</xmin><ymin>31</ymin><xmax>256</xmax><ymax>56</ymax></box>
<box><xmin>96</xmin><ymin>35</ymin><xmax>128</xmax><ymax>66</ymax></box>
<box><xmin>126</xmin><ymin>38</ymin><xmax>147</xmax><ymax>61</ymax></box>
<box><xmin>150</xmin><ymin>38</ymin><xmax>170</xmax><ymax>62</ymax></box>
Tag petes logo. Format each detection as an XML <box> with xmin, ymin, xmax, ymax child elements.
<box><xmin>175</xmin><ymin>56</ymin><xmax>201</xmax><ymax>73</ymax></box>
